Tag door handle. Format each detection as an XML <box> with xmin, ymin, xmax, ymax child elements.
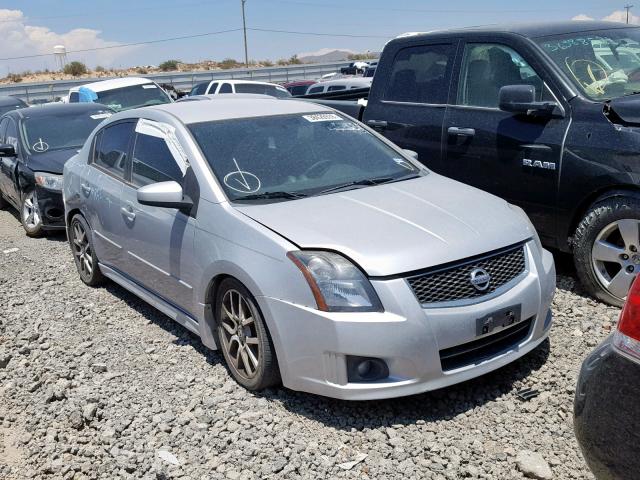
<box><xmin>448</xmin><ymin>126</ymin><xmax>476</xmax><ymax>137</ymax></box>
<box><xmin>80</xmin><ymin>183</ymin><xmax>92</xmax><ymax>196</ymax></box>
<box><xmin>120</xmin><ymin>206</ymin><xmax>136</xmax><ymax>221</ymax></box>
<box><xmin>367</xmin><ymin>119</ymin><xmax>388</xmax><ymax>129</ymax></box>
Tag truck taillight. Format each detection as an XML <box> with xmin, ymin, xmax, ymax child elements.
<box><xmin>613</xmin><ymin>275</ymin><xmax>640</xmax><ymax>361</ymax></box>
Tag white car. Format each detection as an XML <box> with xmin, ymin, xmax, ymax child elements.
<box><xmin>67</xmin><ymin>77</ymin><xmax>172</xmax><ymax>112</ymax></box>
<box><xmin>188</xmin><ymin>80</ymin><xmax>291</xmax><ymax>98</ymax></box>
<box><xmin>306</xmin><ymin>77</ymin><xmax>373</xmax><ymax>95</ymax></box>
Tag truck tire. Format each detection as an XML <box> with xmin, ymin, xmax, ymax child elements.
<box><xmin>574</xmin><ymin>196</ymin><xmax>640</xmax><ymax>307</ymax></box>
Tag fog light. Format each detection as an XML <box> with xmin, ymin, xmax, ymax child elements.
<box><xmin>347</xmin><ymin>356</ymin><xmax>389</xmax><ymax>383</ymax></box>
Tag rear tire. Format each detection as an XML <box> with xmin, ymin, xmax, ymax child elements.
<box><xmin>574</xmin><ymin>196</ymin><xmax>640</xmax><ymax>307</ymax></box>
<box><xmin>20</xmin><ymin>189</ymin><xmax>44</xmax><ymax>237</ymax></box>
<box><xmin>0</xmin><ymin>186</ymin><xmax>7</xmax><ymax>209</ymax></box>
<box><xmin>215</xmin><ymin>278</ymin><xmax>280</xmax><ymax>390</ymax></box>
<box><xmin>69</xmin><ymin>214</ymin><xmax>105</xmax><ymax>287</ymax></box>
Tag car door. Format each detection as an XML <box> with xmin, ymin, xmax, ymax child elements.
<box><xmin>0</xmin><ymin>117</ymin><xmax>22</xmax><ymax>204</ymax></box>
<box><xmin>0</xmin><ymin>117</ymin><xmax>11</xmax><ymax>201</ymax></box>
<box><xmin>118</xmin><ymin>119</ymin><xmax>197</xmax><ymax>314</ymax></box>
<box><xmin>84</xmin><ymin>121</ymin><xmax>135</xmax><ymax>268</ymax></box>
<box><xmin>442</xmin><ymin>40</ymin><xmax>571</xmax><ymax>243</ymax></box>
<box><xmin>362</xmin><ymin>40</ymin><xmax>459</xmax><ymax>172</ymax></box>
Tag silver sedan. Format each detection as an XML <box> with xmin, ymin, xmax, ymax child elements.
<box><xmin>63</xmin><ymin>96</ymin><xmax>555</xmax><ymax>400</ymax></box>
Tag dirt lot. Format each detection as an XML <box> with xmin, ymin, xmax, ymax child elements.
<box><xmin>0</xmin><ymin>207</ymin><xmax>620</xmax><ymax>479</ymax></box>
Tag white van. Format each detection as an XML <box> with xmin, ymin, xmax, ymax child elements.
<box><xmin>67</xmin><ymin>77</ymin><xmax>172</xmax><ymax>111</ymax></box>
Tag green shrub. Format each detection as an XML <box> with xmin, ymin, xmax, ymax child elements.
<box><xmin>219</xmin><ymin>58</ymin><xmax>240</xmax><ymax>69</ymax></box>
<box><xmin>158</xmin><ymin>60</ymin><xmax>180</xmax><ymax>72</ymax></box>
<box><xmin>63</xmin><ymin>61</ymin><xmax>87</xmax><ymax>76</ymax></box>
<box><xmin>94</xmin><ymin>65</ymin><xmax>106</xmax><ymax>73</ymax></box>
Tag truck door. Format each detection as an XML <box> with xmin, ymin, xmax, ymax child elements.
<box><xmin>442</xmin><ymin>40</ymin><xmax>571</xmax><ymax>245</ymax></box>
<box><xmin>363</xmin><ymin>40</ymin><xmax>458</xmax><ymax>171</ymax></box>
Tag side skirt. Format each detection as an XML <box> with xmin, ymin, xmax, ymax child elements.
<box><xmin>99</xmin><ymin>263</ymin><xmax>200</xmax><ymax>336</ymax></box>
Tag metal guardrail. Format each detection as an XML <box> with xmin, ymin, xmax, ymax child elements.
<box><xmin>0</xmin><ymin>61</ymin><xmax>355</xmax><ymax>103</ymax></box>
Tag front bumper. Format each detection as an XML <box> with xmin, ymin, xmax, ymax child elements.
<box><xmin>259</xmin><ymin>241</ymin><xmax>555</xmax><ymax>400</ymax></box>
<box><xmin>574</xmin><ymin>336</ymin><xmax>640</xmax><ymax>480</ymax></box>
<box><xmin>35</xmin><ymin>186</ymin><xmax>65</xmax><ymax>229</ymax></box>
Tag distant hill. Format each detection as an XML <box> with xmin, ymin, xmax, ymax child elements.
<box><xmin>298</xmin><ymin>49</ymin><xmax>355</xmax><ymax>63</ymax></box>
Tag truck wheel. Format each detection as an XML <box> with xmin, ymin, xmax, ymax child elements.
<box><xmin>574</xmin><ymin>196</ymin><xmax>640</xmax><ymax>307</ymax></box>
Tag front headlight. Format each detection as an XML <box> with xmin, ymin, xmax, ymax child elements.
<box><xmin>34</xmin><ymin>172</ymin><xmax>63</xmax><ymax>191</ymax></box>
<box><xmin>287</xmin><ymin>250</ymin><xmax>383</xmax><ymax>312</ymax></box>
<box><xmin>509</xmin><ymin>203</ymin><xmax>542</xmax><ymax>251</ymax></box>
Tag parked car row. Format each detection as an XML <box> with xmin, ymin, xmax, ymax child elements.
<box><xmin>0</xmin><ymin>21</ymin><xmax>638</xmax><ymax>478</ymax></box>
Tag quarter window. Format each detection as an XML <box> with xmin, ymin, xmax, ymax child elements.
<box><xmin>307</xmin><ymin>86</ymin><xmax>324</xmax><ymax>94</ymax></box>
<box><xmin>131</xmin><ymin>134</ymin><xmax>184</xmax><ymax>187</ymax></box>
<box><xmin>327</xmin><ymin>85</ymin><xmax>346</xmax><ymax>91</ymax></box>
<box><xmin>457</xmin><ymin>43</ymin><xmax>549</xmax><ymax>108</ymax></box>
<box><xmin>385</xmin><ymin>44</ymin><xmax>454</xmax><ymax>104</ymax></box>
<box><xmin>93</xmin><ymin>122</ymin><xmax>134</xmax><ymax>178</ymax></box>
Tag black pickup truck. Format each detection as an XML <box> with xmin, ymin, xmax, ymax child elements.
<box><xmin>315</xmin><ymin>21</ymin><xmax>640</xmax><ymax>306</ymax></box>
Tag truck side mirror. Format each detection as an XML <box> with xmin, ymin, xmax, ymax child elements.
<box><xmin>499</xmin><ymin>85</ymin><xmax>564</xmax><ymax>118</ymax></box>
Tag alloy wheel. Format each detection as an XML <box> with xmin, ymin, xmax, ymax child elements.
<box><xmin>71</xmin><ymin>220</ymin><xmax>94</xmax><ymax>278</ymax></box>
<box><xmin>22</xmin><ymin>191</ymin><xmax>41</xmax><ymax>230</ymax></box>
<box><xmin>591</xmin><ymin>219</ymin><xmax>640</xmax><ymax>300</ymax></box>
<box><xmin>219</xmin><ymin>289</ymin><xmax>261</xmax><ymax>380</ymax></box>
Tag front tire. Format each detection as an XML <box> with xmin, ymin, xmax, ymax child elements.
<box><xmin>69</xmin><ymin>214</ymin><xmax>105</xmax><ymax>287</ymax></box>
<box><xmin>20</xmin><ymin>189</ymin><xmax>44</xmax><ymax>237</ymax></box>
<box><xmin>215</xmin><ymin>278</ymin><xmax>280</xmax><ymax>390</ymax></box>
<box><xmin>574</xmin><ymin>196</ymin><xmax>640</xmax><ymax>307</ymax></box>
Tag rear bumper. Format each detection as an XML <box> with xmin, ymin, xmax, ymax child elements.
<box><xmin>259</xmin><ymin>242</ymin><xmax>555</xmax><ymax>400</ymax></box>
<box><xmin>574</xmin><ymin>336</ymin><xmax>640</xmax><ymax>480</ymax></box>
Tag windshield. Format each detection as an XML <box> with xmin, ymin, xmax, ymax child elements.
<box><xmin>537</xmin><ymin>28</ymin><xmax>640</xmax><ymax>100</ymax></box>
<box><xmin>233</xmin><ymin>83</ymin><xmax>292</xmax><ymax>98</ymax></box>
<box><xmin>22</xmin><ymin>108</ymin><xmax>112</xmax><ymax>154</ymax></box>
<box><xmin>188</xmin><ymin>112</ymin><xmax>424</xmax><ymax>202</ymax></box>
<box><xmin>94</xmin><ymin>83</ymin><xmax>171</xmax><ymax>111</ymax></box>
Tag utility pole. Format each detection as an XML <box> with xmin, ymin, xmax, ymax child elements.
<box><xmin>241</xmin><ymin>0</ymin><xmax>249</xmax><ymax>68</ymax></box>
<box><xmin>625</xmin><ymin>4</ymin><xmax>634</xmax><ymax>24</ymax></box>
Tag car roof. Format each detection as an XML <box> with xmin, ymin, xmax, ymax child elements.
<box><xmin>144</xmin><ymin>96</ymin><xmax>331</xmax><ymax>124</ymax></box>
<box><xmin>284</xmin><ymin>80</ymin><xmax>316</xmax><ymax>87</ymax></box>
<box><xmin>0</xmin><ymin>96</ymin><xmax>25</xmax><ymax>107</ymax></box>
<box><xmin>396</xmin><ymin>21</ymin><xmax>639</xmax><ymax>40</ymax></box>
<box><xmin>317</xmin><ymin>77</ymin><xmax>372</xmax><ymax>86</ymax></box>
<box><xmin>220</xmin><ymin>80</ymin><xmax>286</xmax><ymax>88</ymax></box>
<box><xmin>8</xmin><ymin>102</ymin><xmax>110</xmax><ymax>119</ymax></box>
<box><xmin>70</xmin><ymin>76</ymin><xmax>154</xmax><ymax>93</ymax></box>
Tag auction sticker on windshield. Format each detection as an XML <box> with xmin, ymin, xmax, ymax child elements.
<box><xmin>302</xmin><ymin>113</ymin><xmax>343</xmax><ymax>122</ymax></box>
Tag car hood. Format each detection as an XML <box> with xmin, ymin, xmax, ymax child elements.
<box><xmin>26</xmin><ymin>148</ymin><xmax>79</xmax><ymax>174</ymax></box>
<box><xmin>235</xmin><ymin>174</ymin><xmax>535</xmax><ymax>277</ymax></box>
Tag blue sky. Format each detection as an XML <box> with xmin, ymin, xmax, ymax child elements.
<box><xmin>0</xmin><ymin>0</ymin><xmax>634</xmax><ymax>72</ymax></box>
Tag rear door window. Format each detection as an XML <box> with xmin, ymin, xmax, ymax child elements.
<box><xmin>92</xmin><ymin>122</ymin><xmax>134</xmax><ymax>179</ymax></box>
<box><xmin>328</xmin><ymin>85</ymin><xmax>346</xmax><ymax>91</ymax></box>
<box><xmin>385</xmin><ymin>43</ymin><xmax>455</xmax><ymax>104</ymax></box>
<box><xmin>307</xmin><ymin>85</ymin><xmax>325</xmax><ymax>94</ymax></box>
<box><xmin>206</xmin><ymin>82</ymin><xmax>219</xmax><ymax>94</ymax></box>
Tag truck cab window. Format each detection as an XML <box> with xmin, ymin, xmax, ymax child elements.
<box><xmin>385</xmin><ymin>44</ymin><xmax>454</xmax><ymax>104</ymax></box>
<box><xmin>458</xmin><ymin>43</ymin><xmax>549</xmax><ymax>108</ymax></box>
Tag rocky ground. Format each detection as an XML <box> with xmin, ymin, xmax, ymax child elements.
<box><xmin>0</xmin><ymin>207</ymin><xmax>620</xmax><ymax>479</ymax></box>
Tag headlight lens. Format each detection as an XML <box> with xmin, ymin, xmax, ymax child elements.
<box><xmin>288</xmin><ymin>251</ymin><xmax>383</xmax><ymax>312</ymax></box>
<box><xmin>509</xmin><ymin>203</ymin><xmax>542</xmax><ymax>251</ymax></box>
<box><xmin>34</xmin><ymin>172</ymin><xmax>63</xmax><ymax>191</ymax></box>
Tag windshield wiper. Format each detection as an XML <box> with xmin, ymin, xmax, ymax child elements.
<box><xmin>234</xmin><ymin>191</ymin><xmax>308</xmax><ymax>201</ymax></box>
<box><xmin>317</xmin><ymin>175</ymin><xmax>419</xmax><ymax>195</ymax></box>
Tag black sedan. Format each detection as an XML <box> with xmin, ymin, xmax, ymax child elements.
<box><xmin>0</xmin><ymin>96</ymin><xmax>27</xmax><ymax>116</ymax></box>
<box><xmin>0</xmin><ymin>103</ymin><xmax>112</xmax><ymax>236</ymax></box>
<box><xmin>574</xmin><ymin>275</ymin><xmax>640</xmax><ymax>479</ymax></box>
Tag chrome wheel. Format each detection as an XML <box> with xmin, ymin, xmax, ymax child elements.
<box><xmin>71</xmin><ymin>220</ymin><xmax>93</xmax><ymax>278</ymax></box>
<box><xmin>220</xmin><ymin>289</ymin><xmax>260</xmax><ymax>380</ymax></box>
<box><xmin>22</xmin><ymin>191</ymin><xmax>41</xmax><ymax>230</ymax></box>
<box><xmin>591</xmin><ymin>219</ymin><xmax>640</xmax><ymax>300</ymax></box>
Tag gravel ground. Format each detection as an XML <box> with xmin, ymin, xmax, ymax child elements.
<box><xmin>0</xmin><ymin>207</ymin><xmax>621</xmax><ymax>480</ymax></box>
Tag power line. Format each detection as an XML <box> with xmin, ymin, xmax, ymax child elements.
<box><xmin>247</xmin><ymin>27</ymin><xmax>392</xmax><ymax>39</ymax></box>
<box><xmin>0</xmin><ymin>29</ymin><xmax>243</xmax><ymax>61</ymax></box>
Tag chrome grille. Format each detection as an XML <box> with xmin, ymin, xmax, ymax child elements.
<box><xmin>407</xmin><ymin>244</ymin><xmax>526</xmax><ymax>305</ymax></box>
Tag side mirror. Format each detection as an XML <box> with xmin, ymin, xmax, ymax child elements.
<box><xmin>498</xmin><ymin>85</ymin><xmax>563</xmax><ymax>117</ymax></box>
<box><xmin>137</xmin><ymin>181</ymin><xmax>193</xmax><ymax>210</ymax></box>
<box><xmin>403</xmin><ymin>149</ymin><xmax>419</xmax><ymax>161</ymax></box>
<box><xmin>0</xmin><ymin>144</ymin><xmax>16</xmax><ymax>157</ymax></box>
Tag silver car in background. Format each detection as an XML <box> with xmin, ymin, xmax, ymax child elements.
<box><xmin>63</xmin><ymin>96</ymin><xmax>555</xmax><ymax>400</ymax></box>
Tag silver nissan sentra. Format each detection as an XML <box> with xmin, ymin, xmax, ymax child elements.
<box><xmin>63</xmin><ymin>95</ymin><xmax>555</xmax><ymax>400</ymax></box>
